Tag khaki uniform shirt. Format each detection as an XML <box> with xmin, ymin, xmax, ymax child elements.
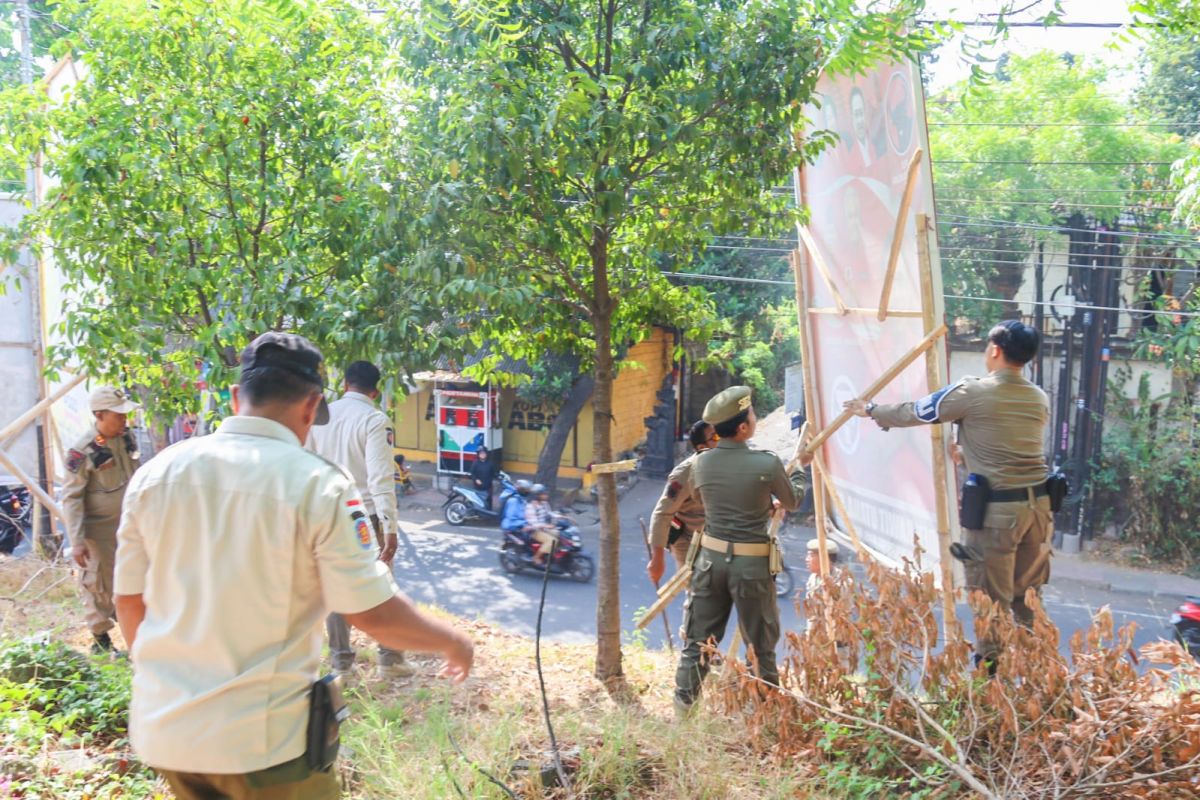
<box><xmin>690</xmin><ymin>440</ymin><xmax>811</xmax><ymax>543</ymax></box>
<box><xmin>61</xmin><ymin>426</ymin><xmax>139</xmax><ymax>543</ymax></box>
<box><xmin>113</xmin><ymin>415</ymin><xmax>398</xmax><ymax>774</ymax></box>
<box><xmin>870</xmin><ymin>367</ymin><xmax>1049</xmax><ymax>491</ymax></box>
<box><xmin>305</xmin><ymin>392</ymin><xmax>398</xmax><ymax>537</ymax></box>
<box><xmin>648</xmin><ymin>454</ymin><xmax>706</xmax><ymax>549</ymax></box>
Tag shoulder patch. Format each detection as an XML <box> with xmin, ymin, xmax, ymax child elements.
<box><xmin>914</xmin><ymin>381</ymin><xmax>964</xmax><ymax>423</ymax></box>
<box><xmin>666</xmin><ymin>480</ymin><xmax>683</xmax><ymax>500</ymax></box>
<box><xmin>66</xmin><ymin>449</ymin><xmax>85</xmax><ymax>473</ymax></box>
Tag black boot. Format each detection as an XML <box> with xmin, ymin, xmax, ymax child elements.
<box><xmin>91</xmin><ymin>632</ymin><xmax>115</xmax><ymax>655</ymax></box>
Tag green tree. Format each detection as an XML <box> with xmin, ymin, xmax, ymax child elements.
<box><xmin>395</xmin><ymin>0</ymin><xmax>936</xmax><ymax>685</ymax></box>
<box><xmin>928</xmin><ymin>51</ymin><xmax>1186</xmax><ymax>328</ymax></box>
<box><xmin>0</xmin><ymin>0</ymin><xmax>449</xmax><ymax>419</ymax></box>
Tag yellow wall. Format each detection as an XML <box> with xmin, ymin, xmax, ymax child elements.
<box><xmin>391</xmin><ymin>327</ymin><xmax>675</xmax><ymax>480</ymax></box>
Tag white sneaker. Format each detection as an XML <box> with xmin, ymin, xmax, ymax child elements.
<box><xmin>376</xmin><ymin>660</ymin><xmax>416</xmax><ymax>679</ymax></box>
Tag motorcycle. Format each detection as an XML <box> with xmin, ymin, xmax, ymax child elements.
<box><xmin>0</xmin><ymin>485</ymin><xmax>32</xmax><ymax>555</ymax></box>
<box><xmin>393</xmin><ymin>455</ymin><xmax>416</xmax><ymax>495</ymax></box>
<box><xmin>499</xmin><ymin>516</ymin><xmax>595</xmax><ymax>583</ymax></box>
<box><xmin>443</xmin><ymin>471</ymin><xmax>517</xmax><ymax>526</ymax></box>
<box><xmin>1170</xmin><ymin>596</ymin><xmax>1200</xmax><ymax>660</ymax></box>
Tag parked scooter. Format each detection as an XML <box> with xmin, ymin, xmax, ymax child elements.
<box><xmin>393</xmin><ymin>454</ymin><xmax>416</xmax><ymax>495</ymax></box>
<box><xmin>499</xmin><ymin>515</ymin><xmax>595</xmax><ymax>582</ymax></box>
<box><xmin>1170</xmin><ymin>596</ymin><xmax>1200</xmax><ymax>660</ymax></box>
<box><xmin>443</xmin><ymin>471</ymin><xmax>517</xmax><ymax>526</ymax></box>
<box><xmin>0</xmin><ymin>485</ymin><xmax>31</xmax><ymax>555</ymax></box>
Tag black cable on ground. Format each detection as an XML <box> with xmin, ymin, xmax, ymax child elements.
<box><xmin>535</xmin><ymin>535</ymin><xmax>571</xmax><ymax>795</ymax></box>
<box><xmin>447</xmin><ymin>729</ymin><xmax>518</xmax><ymax>800</ymax></box>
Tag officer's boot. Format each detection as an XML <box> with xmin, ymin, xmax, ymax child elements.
<box><xmin>91</xmin><ymin>632</ymin><xmax>115</xmax><ymax>655</ymax></box>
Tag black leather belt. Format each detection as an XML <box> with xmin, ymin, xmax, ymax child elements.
<box><xmin>989</xmin><ymin>483</ymin><xmax>1049</xmax><ymax>503</ymax></box>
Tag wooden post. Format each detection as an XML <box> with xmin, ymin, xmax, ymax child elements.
<box><xmin>0</xmin><ymin>446</ymin><xmax>64</xmax><ymax>525</ymax></box>
<box><xmin>0</xmin><ymin>372</ymin><xmax>86</xmax><ymax>447</ymax></box>
<box><xmin>915</xmin><ymin>214</ymin><xmax>960</xmax><ymax>639</ymax></box>
<box><xmin>789</xmin><ymin>249</ymin><xmax>832</xmax><ymax>577</ymax></box>
<box><xmin>803</xmin><ymin>323</ymin><xmax>949</xmax><ymax>457</ymax></box>
<box><xmin>878</xmin><ymin>148</ymin><xmax>924</xmax><ymax>321</ymax></box>
<box><xmin>638</xmin><ymin>518</ymin><xmax>675</xmax><ymax>651</ymax></box>
<box><xmin>812</xmin><ymin>453</ymin><xmax>867</xmax><ymax>559</ymax></box>
<box><xmin>797</xmin><ymin>227</ymin><xmax>848</xmax><ymax>316</ymax></box>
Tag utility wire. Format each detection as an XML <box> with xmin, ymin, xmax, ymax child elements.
<box><xmin>938</xmin><ymin>198</ymin><xmax>1176</xmax><ymax>211</ymax></box>
<box><xmin>933</xmin><ymin>160</ymin><xmax>1175</xmax><ymax>166</ymax></box>
<box><xmin>938</xmin><ymin>215</ymin><xmax>1200</xmax><ymax>246</ymax></box>
<box><xmin>936</xmin><ymin>187</ymin><xmax>1178</xmax><ymax>195</ymax></box>
<box><xmin>930</xmin><ymin>121</ymin><xmax>1200</xmax><ymax>128</ymax></box>
<box><xmin>939</xmin><ymin>244</ymin><xmax>1199</xmax><ymax>262</ymax></box>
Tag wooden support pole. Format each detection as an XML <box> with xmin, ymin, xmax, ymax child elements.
<box><xmin>812</xmin><ymin>453</ymin><xmax>867</xmax><ymax>559</ymax></box>
<box><xmin>877</xmin><ymin>148</ymin><xmax>924</xmax><ymax>322</ymax></box>
<box><xmin>638</xmin><ymin>518</ymin><xmax>675</xmax><ymax>651</ymax></box>
<box><xmin>0</xmin><ymin>446</ymin><xmax>64</xmax><ymax>525</ymax></box>
<box><xmin>0</xmin><ymin>372</ymin><xmax>86</xmax><ymax>447</ymax></box>
<box><xmin>797</xmin><ymin>227</ymin><xmax>848</xmax><ymax>316</ymax></box>
<box><xmin>810</xmin><ymin>307</ymin><xmax>924</xmax><ymax>318</ymax></box>
<box><xmin>915</xmin><ymin>214</ymin><xmax>960</xmax><ymax>639</ymax></box>
<box><xmin>803</xmin><ymin>323</ymin><xmax>949</xmax><ymax>457</ymax></box>
<box><xmin>789</xmin><ymin>248</ymin><xmax>832</xmax><ymax>577</ymax></box>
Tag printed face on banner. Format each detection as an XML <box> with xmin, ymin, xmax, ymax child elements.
<box><xmin>802</xmin><ymin>62</ymin><xmax>949</xmax><ymax>572</ymax></box>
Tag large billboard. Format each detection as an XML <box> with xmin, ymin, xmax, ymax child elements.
<box><xmin>798</xmin><ymin>61</ymin><xmax>954</xmax><ymax>571</ymax></box>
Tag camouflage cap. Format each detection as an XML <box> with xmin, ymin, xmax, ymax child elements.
<box><xmin>702</xmin><ymin>385</ymin><xmax>753</xmax><ymax>425</ymax></box>
<box><xmin>89</xmin><ymin>385</ymin><xmax>141</xmax><ymax>414</ymax></box>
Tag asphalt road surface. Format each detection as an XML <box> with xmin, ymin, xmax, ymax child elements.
<box><xmin>392</xmin><ymin>483</ymin><xmax>1180</xmax><ymax>662</ymax></box>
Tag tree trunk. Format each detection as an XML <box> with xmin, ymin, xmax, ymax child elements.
<box><xmin>592</xmin><ymin>297</ymin><xmax>624</xmax><ymax>687</ymax></box>
<box><xmin>535</xmin><ymin>373</ymin><xmax>595</xmax><ymax>494</ymax></box>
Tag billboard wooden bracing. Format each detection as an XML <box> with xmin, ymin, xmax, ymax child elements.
<box><xmin>793</xmin><ymin>60</ymin><xmax>958</xmax><ymax>592</ymax></box>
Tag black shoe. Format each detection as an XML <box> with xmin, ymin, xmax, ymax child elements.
<box><xmin>91</xmin><ymin>632</ymin><xmax>115</xmax><ymax>655</ymax></box>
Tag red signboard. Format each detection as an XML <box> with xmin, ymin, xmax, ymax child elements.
<box><xmin>800</xmin><ymin>61</ymin><xmax>953</xmax><ymax>572</ymax></box>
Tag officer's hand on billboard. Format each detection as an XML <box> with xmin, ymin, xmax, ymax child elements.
<box><xmin>71</xmin><ymin>542</ymin><xmax>89</xmax><ymax>569</ymax></box>
<box><xmin>843</xmin><ymin>398</ymin><xmax>869</xmax><ymax>417</ymax></box>
<box><xmin>949</xmin><ymin>443</ymin><xmax>964</xmax><ymax>466</ymax></box>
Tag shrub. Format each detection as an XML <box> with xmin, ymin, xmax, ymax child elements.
<box><xmin>715</xmin><ymin>549</ymin><xmax>1200</xmax><ymax>799</ymax></box>
<box><xmin>1091</xmin><ymin>369</ymin><xmax>1200</xmax><ymax>565</ymax></box>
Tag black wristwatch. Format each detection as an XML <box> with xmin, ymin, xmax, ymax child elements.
<box><xmin>864</xmin><ymin>402</ymin><xmax>877</xmax><ymax>418</ymax></box>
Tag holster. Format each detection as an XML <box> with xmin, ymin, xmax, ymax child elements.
<box><xmin>1045</xmin><ymin>471</ymin><xmax>1069</xmax><ymax>513</ymax></box>
<box><xmin>683</xmin><ymin>528</ymin><xmax>702</xmax><ymax>570</ymax></box>
<box><xmin>768</xmin><ymin>537</ymin><xmax>783</xmax><ymax>576</ymax></box>
<box><xmin>959</xmin><ymin>474</ymin><xmax>990</xmax><ymax>530</ymax></box>
<box><xmin>306</xmin><ymin>674</ymin><xmax>349</xmax><ymax>772</ymax></box>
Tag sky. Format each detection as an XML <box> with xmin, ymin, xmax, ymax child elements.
<box><xmin>922</xmin><ymin>0</ymin><xmax>1142</xmax><ymax>96</ymax></box>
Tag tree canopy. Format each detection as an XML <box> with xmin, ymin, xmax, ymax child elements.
<box><xmin>0</xmin><ymin>0</ymin><xmax>459</xmax><ymax>419</ymax></box>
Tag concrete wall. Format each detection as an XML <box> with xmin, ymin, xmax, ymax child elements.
<box><xmin>0</xmin><ymin>195</ymin><xmax>39</xmax><ymax>484</ymax></box>
<box><xmin>393</xmin><ymin>328</ymin><xmax>677</xmax><ymax>479</ymax></box>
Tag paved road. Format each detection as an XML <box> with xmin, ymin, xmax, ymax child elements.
<box><xmin>393</xmin><ymin>482</ymin><xmax>1180</xmax><ymax>661</ymax></box>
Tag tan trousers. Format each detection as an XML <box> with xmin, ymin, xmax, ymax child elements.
<box><xmin>532</xmin><ymin>527</ymin><xmax>557</xmax><ymax>560</ymax></box>
<box><xmin>159</xmin><ymin>764</ymin><xmax>340</xmax><ymax>800</ymax></box>
<box><xmin>964</xmin><ymin>494</ymin><xmax>1053</xmax><ymax>661</ymax></box>
<box><xmin>669</xmin><ymin>532</ymin><xmax>692</xmax><ymax>572</ymax></box>
<box><xmin>80</xmin><ymin>535</ymin><xmax>117</xmax><ymax>635</ymax></box>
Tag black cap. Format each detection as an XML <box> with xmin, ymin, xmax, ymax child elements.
<box><xmin>239</xmin><ymin>332</ymin><xmax>331</xmax><ymax>425</ymax></box>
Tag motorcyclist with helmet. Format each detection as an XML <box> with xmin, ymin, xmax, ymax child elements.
<box><xmin>524</xmin><ymin>484</ymin><xmax>560</xmax><ymax>567</ymax></box>
<box><xmin>501</xmin><ymin>480</ymin><xmax>533</xmax><ymax>538</ymax></box>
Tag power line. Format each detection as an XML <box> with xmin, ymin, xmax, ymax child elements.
<box><xmin>939</xmin><ymin>255</ymin><xmax>1199</xmax><ymax>276</ymax></box>
<box><xmin>918</xmin><ymin>20</ymin><xmax>1127</xmax><ymax>28</ymax></box>
<box><xmin>930</xmin><ymin>121</ymin><xmax>1200</xmax><ymax>128</ymax></box>
<box><xmin>663</xmin><ymin>270</ymin><xmax>1200</xmax><ymax>319</ymax></box>
<box><xmin>937</xmin><ymin>198</ymin><xmax>1176</xmax><ymax>211</ymax></box>
<box><xmin>936</xmin><ymin>187</ymin><xmax>1177</xmax><ymax>195</ymax></box>
<box><xmin>933</xmin><ymin>160</ymin><xmax>1175</xmax><ymax>166</ymax></box>
<box><xmin>939</xmin><ymin>245</ymin><xmax>1200</xmax><ymax>266</ymax></box>
<box><xmin>944</xmin><ymin>294</ymin><xmax>1200</xmax><ymax>319</ymax></box>
<box><xmin>938</xmin><ymin>215</ymin><xmax>1200</xmax><ymax>247</ymax></box>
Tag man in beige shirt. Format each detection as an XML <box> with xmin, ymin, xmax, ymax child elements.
<box><xmin>846</xmin><ymin>319</ymin><xmax>1052</xmax><ymax>669</ymax></box>
<box><xmin>114</xmin><ymin>333</ymin><xmax>473</xmax><ymax>799</ymax></box>
<box><xmin>646</xmin><ymin>419</ymin><xmax>715</xmax><ymax>583</ymax></box>
<box><xmin>62</xmin><ymin>385</ymin><xmax>141</xmax><ymax>654</ymax></box>
<box><xmin>307</xmin><ymin>360</ymin><xmax>412</xmax><ymax>679</ymax></box>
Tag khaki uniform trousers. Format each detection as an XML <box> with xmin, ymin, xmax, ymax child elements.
<box><xmin>159</xmin><ymin>756</ymin><xmax>340</xmax><ymax>800</ymax></box>
<box><xmin>674</xmin><ymin>546</ymin><xmax>779</xmax><ymax>706</ymax></box>
<box><xmin>964</xmin><ymin>494</ymin><xmax>1053</xmax><ymax>661</ymax></box>
<box><xmin>80</xmin><ymin>530</ymin><xmax>118</xmax><ymax>636</ymax></box>
<box><xmin>668</xmin><ymin>531</ymin><xmax>692</xmax><ymax>572</ymax></box>
<box><xmin>326</xmin><ymin>514</ymin><xmax>404</xmax><ymax>670</ymax></box>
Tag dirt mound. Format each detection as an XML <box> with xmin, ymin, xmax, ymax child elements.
<box><xmin>749</xmin><ymin>404</ymin><xmax>799</xmax><ymax>457</ymax></box>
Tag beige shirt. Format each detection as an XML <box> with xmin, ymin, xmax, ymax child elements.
<box><xmin>305</xmin><ymin>392</ymin><xmax>398</xmax><ymax>536</ymax></box>
<box><xmin>871</xmin><ymin>367</ymin><xmax>1049</xmax><ymax>492</ymax></box>
<box><xmin>113</xmin><ymin>415</ymin><xmax>398</xmax><ymax>773</ymax></box>
<box><xmin>647</xmin><ymin>453</ymin><xmax>706</xmax><ymax>549</ymax></box>
<box><xmin>61</xmin><ymin>426</ymin><xmax>139</xmax><ymax>542</ymax></box>
<box><xmin>690</xmin><ymin>441</ymin><xmax>810</xmax><ymax>543</ymax></box>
